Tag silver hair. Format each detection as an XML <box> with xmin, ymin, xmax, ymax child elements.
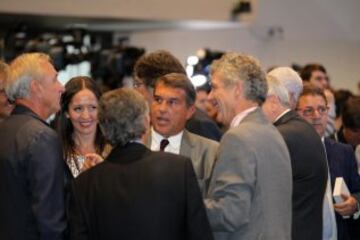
<box><xmin>98</xmin><ymin>88</ymin><xmax>149</xmax><ymax>146</ymax></box>
<box><xmin>267</xmin><ymin>67</ymin><xmax>303</xmax><ymax>102</ymax></box>
<box><xmin>266</xmin><ymin>75</ymin><xmax>291</xmax><ymax>107</ymax></box>
<box><xmin>5</xmin><ymin>53</ymin><xmax>51</xmax><ymax>101</ymax></box>
<box><xmin>210</xmin><ymin>52</ymin><xmax>267</xmax><ymax>104</ymax></box>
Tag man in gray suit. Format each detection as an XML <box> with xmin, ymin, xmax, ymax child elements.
<box><xmin>147</xmin><ymin>73</ymin><xmax>218</xmax><ymax>196</ymax></box>
<box><xmin>204</xmin><ymin>52</ymin><xmax>292</xmax><ymax>240</ymax></box>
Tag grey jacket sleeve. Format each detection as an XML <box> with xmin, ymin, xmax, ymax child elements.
<box><xmin>204</xmin><ymin>131</ymin><xmax>256</xmax><ymax>232</ymax></box>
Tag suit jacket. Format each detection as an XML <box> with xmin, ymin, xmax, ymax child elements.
<box><xmin>186</xmin><ymin>107</ymin><xmax>223</xmax><ymax>141</ymax></box>
<box><xmin>205</xmin><ymin>108</ymin><xmax>292</xmax><ymax>240</ymax></box>
<box><xmin>147</xmin><ymin>129</ymin><xmax>218</xmax><ymax>196</ymax></box>
<box><xmin>0</xmin><ymin>105</ymin><xmax>66</xmax><ymax>240</ymax></box>
<box><xmin>68</xmin><ymin>142</ymin><xmax>214</xmax><ymax>240</ymax></box>
<box><xmin>325</xmin><ymin>137</ymin><xmax>360</xmax><ymax>240</ymax></box>
<box><xmin>274</xmin><ymin>110</ymin><xmax>328</xmax><ymax>240</ymax></box>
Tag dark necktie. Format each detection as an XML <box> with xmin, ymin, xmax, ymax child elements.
<box><xmin>160</xmin><ymin>139</ymin><xmax>169</xmax><ymax>151</ymax></box>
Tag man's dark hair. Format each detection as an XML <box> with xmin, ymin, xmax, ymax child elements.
<box><xmin>133</xmin><ymin>50</ymin><xmax>186</xmax><ymax>88</ymax></box>
<box><xmin>300</xmin><ymin>63</ymin><xmax>327</xmax><ymax>82</ymax></box>
<box><xmin>196</xmin><ymin>83</ymin><xmax>211</xmax><ymax>94</ymax></box>
<box><xmin>334</xmin><ymin>89</ymin><xmax>353</xmax><ymax>118</ymax></box>
<box><xmin>298</xmin><ymin>83</ymin><xmax>328</xmax><ymax>106</ymax></box>
<box><xmin>342</xmin><ymin>96</ymin><xmax>360</xmax><ymax>129</ymax></box>
<box><xmin>155</xmin><ymin>73</ymin><xmax>196</xmax><ymax>107</ymax></box>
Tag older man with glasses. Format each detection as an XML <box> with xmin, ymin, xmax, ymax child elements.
<box><xmin>297</xmin><ymin>84</ymin><xmax>360</xmax><ymax>240</ymax></box>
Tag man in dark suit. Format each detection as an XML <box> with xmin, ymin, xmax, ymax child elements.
<box><xmin>297</xmin><ymin>84</ymin><xmax>360</xmax><ymax>240</ymax></box>
<box><xmin>68</xmin><ymin>88</ymin><xmax>214</xmax><ymax>240</ymax></box>
<box><xmin>262</xmin><ymin>67</ymin><xmax>328</xmax><ymax>240</ymax></box>
<box><xmin>133</xmin><ymin>49</ymin><xmax>222</xmax><ymax>141</ymax></box>
<box><xmin>0</xmin><ymin>53</ymin><xmax>66</xmax><ymax>239</ymax></box>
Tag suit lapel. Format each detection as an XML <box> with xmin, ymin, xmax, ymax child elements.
<box><xmin>180</xmin><ymin>130</ymin><xmax>193</xmax><ymax>157</ymax></box>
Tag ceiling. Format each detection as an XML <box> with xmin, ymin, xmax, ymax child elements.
<box><xmin>0</xmin><ymin>0</ymin><xmax>359</xmax><ymax>41</ymax></box>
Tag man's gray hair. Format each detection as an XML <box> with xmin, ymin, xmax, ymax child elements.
<box><xmin>6</xmin><ymin>53</ymin><xmax>51</xmax><ymax>101</ymax></box>
<box><xmin>99</xmin><ymin>88</ymin><xmax>149</xmax><ymax>146</ymax></box>
<box><xmin>266</xmin><ymin>75</ymin><xmax>290</xmax><ymax>107</ymax></box>
<box><xmin>210</xmin><ymin>52</ymin><xmax>267</xmax><ymax>104</ymax></box>
<box><xmin>267</xmin><ymin>67</ymin><xmax>303</xmax><ymax>103</ymax></box>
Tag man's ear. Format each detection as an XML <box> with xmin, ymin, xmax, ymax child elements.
<box><xmin>186</xmin><ymin>105</ymin><xmax>196</xmax><ymax>120</ymax></box>
<box><xmin>234</xmin><ymin>80</ymin><xmax>244</xmax><ymax>98</ymax></box>
<box><xmin>29</xmin><ymin>80</ymin><xmax>41</xmax><ymax>97</ymax></box>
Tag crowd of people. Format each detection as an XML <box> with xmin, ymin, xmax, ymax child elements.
<box><xmin>0</xmin><ymin>50</ymin><xmax>360</xmax><ymax>240</ymax></box>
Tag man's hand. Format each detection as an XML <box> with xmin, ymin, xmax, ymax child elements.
<box><xmin>334</xmin><ymin>194</ymin><xmax>358</xmax><ymax>216</ymax></box>
<box><xmin>81</xmin><ymin>153</ymin><xmax>104</xmax><ymax>171</ymax></box>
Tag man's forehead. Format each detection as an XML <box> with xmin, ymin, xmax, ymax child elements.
<box><xmin>154</xmin><ymin>86</ymin><xmax>186</xmax><ymax>99</ymax></box>
<box><xmin>299</xmin><ymin>95</ymin><xmax>326</xmax><ymax>105</ymax></box>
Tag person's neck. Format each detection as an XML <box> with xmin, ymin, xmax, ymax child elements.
<box><xmin>16</xmin><ymin>99</ymin><xmax>49</xmax><ymax>120</ymax></box>
<box><xmin>73</xmin><ymin>131</ymin><xmax>97</xmax><ymax>155</ymax></box>
<box><xmin>234</xmin><ymin>99</ymin><xmax>258</xmax><ymax>116</ymax></box>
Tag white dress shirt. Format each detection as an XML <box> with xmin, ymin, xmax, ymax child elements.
<box><xmin>322</xmin><ymin>137</ymin><xmax>338</xmax><ymax>240</ymax></box>
<box><xmin>151</xmin><ymin>127</ymin><xmax>183</xmax><ymax>154</ymax></box>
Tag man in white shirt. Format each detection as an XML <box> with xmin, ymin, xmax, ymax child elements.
<box><xmin>147</xmin><ymin>73</ymin><xmax>218</xmax><ymax>196</ymax></box>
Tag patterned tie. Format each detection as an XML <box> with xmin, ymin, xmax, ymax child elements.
<box><xmin>160</xmin><ymin>139</ymin><xmax>169</xmax><ymax>152</ymax></box>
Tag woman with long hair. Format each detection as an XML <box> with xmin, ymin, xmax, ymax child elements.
<box><xmin>57</xmin><ymin>76</ymin><xmax>110</xmax><ymax>178</ymax></box>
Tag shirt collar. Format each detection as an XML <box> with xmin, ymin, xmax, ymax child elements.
<box><xmin>151</xmin><ymin>127</ymin><xmax>183</xmax><ymax>151</ymax></box>
<box><xmin>274</xmin><ymin>108</ymin><xmax>291</xmax><ymax>123</ymax></box>
<box><xmin>230</xmin><ymin>107</ymin><xmax>258</xmax><ymax>127</ymax></box>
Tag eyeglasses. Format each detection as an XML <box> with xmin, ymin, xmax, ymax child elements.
<box><xmin>297</xmin><ymin>106</ymin><xmax>329</xmax><ymax>117</ymax></box>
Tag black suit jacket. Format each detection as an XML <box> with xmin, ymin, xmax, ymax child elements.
<box><xmin>325</xmin><ymin>138</ymin><xmax>360</xmax><ymax>240</ymax></box>
<box><xmin>0</xmin><ymin>105</ymin><xmax>66</xmax><ymax>240</ymax></box>
<box><xmin>274</xmin><ymin>110</ymin><xmax>328</xmax><ymax>240</ymax></box>
<box><xmin>186</xmin><ymin>108</ymin><xmax>222</xmax><ymax>142</ymax></box>
<box><xmin>69</xmin><ymin>142</ymin><xmax>214</xmax><ymax>240</ymax></box>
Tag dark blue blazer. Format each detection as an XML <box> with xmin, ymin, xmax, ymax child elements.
<box><xmin>325</xmin><ymin>137</ymin><xmax>360</xmax><ymax>240</ymax></box>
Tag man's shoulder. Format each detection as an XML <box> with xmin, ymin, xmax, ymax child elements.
<box><xmin>185</xmin><ymin>130</ymin><xmax>219</xmax><ymax>148</ymax></box>
<box><xmin>75</xmin><ymin>149</ymin><xmax>192</xmax><ymax>184</ymax></box>
<box><xmin>325</xmin><ymin>137</ymin><xmax>353</xmax><ymax>153</ymax></box>
<box><xmin>3</xmin><ymin>113</ymin><xmax>56</xmax><ymax>140</ymax></box>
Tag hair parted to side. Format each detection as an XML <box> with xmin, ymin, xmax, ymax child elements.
<box><xmin>99</xmin><ymin>88</ymin><xmax>149</xmax><ymax>146</ymax></box>
<box><xmin>5</xmin><ymin>52</ymin><xmax>51</xmax><ymax>101</ymax></box>
<box><xmin>268</xmin><ymin>67</ymin><xmax>303</xmax><ymax>102</ymax></box>
<box><xmin>210</xmin><ymin>52</ymin><xmax>267</xmax><ymax>105</ymax></box>
<box><xmin>155</xmin><ymin>73</ymin><xmax>196</xmax><ymax>107</ymax></box>
<box><xmin>266</xmin><ymin>75</ymin><xmax>290</xmax><ymax>107</ymax></box>
<box><xmin>298</xmin><ymin>83</ymin><xmax>328</xmax><ymax>106</ymax></box>
<box><xmin>133</xmin><ymin>50</ymin><xmax>186</xmax><ymax>88</ymax></box>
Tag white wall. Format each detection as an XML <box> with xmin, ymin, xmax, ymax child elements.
<box><xmin>130</xmin><ymin>28</ymin><xmax>360</xmax><ymax>92</ymax></box>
